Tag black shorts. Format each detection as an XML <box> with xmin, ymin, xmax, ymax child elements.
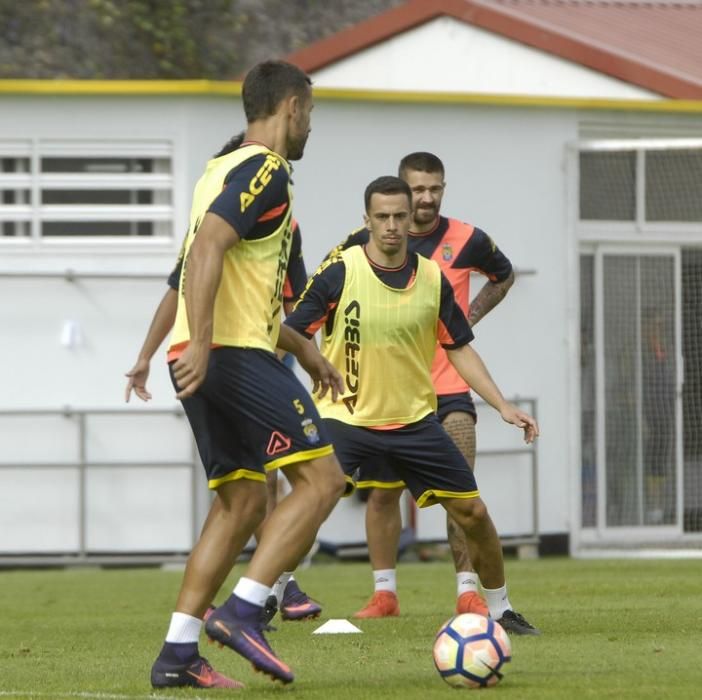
<box><xmin>324</xmin><ymin>414</ymin><xmax>479</xmax><ymax>508</ymax></box>
<box><xmin>356</xmin><ymin>392</ymin><xmax>476</xmax><ymax>489</ymax></box>
<box><xmin>172</xmin><ymin>347</ymin><xmax>334</xmax><ymax>489</ymax></box>
<box><xmin>437</xmin><ymin>391</ymin><xmax>477</xmax><ymax>422</ymax></box>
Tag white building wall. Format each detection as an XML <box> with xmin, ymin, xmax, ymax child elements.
<box><xmin>0</xmin><ymin>95</ymin><xmax>243</xmax><ymax>408</ymax></box>
<box><xmin>0</xmin><ymin>95</ymin><xmax>243</xmax><ymax>555</ymax></box>
<box><xmin>3</xmin><ymin>89</ymin><xmax>700</xmax><ymax>556</ymax></box>
<box><xmin>310</xmin><ymin>17</ymin><xmax>660</xmax><ymax>99</ymax></box>
<box><xmin>293</xmin><ymin>98</ymin><xmax>578</xmax><ymax>540</ymax></box>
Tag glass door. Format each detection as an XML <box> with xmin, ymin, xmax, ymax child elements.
<box><xmin>590</xmin><ymin>249</ymin><xmax>682</xmax><ymax>531</ymax></box>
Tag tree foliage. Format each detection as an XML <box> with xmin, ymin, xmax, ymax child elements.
<box><xmin>0</xmin><ymin>0</ymin><xmax>404</xmax><ymax>79</ymax></box>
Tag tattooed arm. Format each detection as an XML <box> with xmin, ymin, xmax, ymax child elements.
<box><xmin>467</xmin><ymin>270</ymin><xmax>515</xmax><ymax>327</ymax></box>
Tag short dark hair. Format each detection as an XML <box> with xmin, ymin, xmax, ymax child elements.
<box><xmin>242</xmin><ymin>60</ymin><xmax>312</xmax><ymax>122</ymax></box>
<box><xmin>398</xmin><ymin>151</ymin><xmax>445</xmax><ymax>179</ymax></box>
<box><xmin>364</xmin><ymin>176</ymin><xmax>412</xmax><ymax>212</ymax></box>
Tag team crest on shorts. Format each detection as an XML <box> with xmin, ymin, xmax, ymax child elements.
<box><xmin>301</xmin><ymin>418</ymin><xmax>320</xmax><ymax>444</ymax></box>
<box><xmin>442</xmin><ymin>244</ymin><xmax>453</xmax><ymax>261</ymax></box>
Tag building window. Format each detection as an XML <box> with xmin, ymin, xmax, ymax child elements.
<box><xmin>0</xmin><ymin>140</ymin><xmax>174</xmax><ymax>240</ymax></box>
<box><xmin>578</xmin><ymin>143</ymin><xmax>702</xmax><ymax>226</ymax></box>
<box><xmin>645</xmin><ymin>150</ymin><xmax>702</xmax><ymax>222</ymax></box>
<box><xmin>579</xmin><ymin>151</ymin><xmax>636</xmax><ymax>221</ymax></box>
<box><xmin>1</xmin><ymin>153</ymin><xmax>31</xmax><ymax>237</ymax></box>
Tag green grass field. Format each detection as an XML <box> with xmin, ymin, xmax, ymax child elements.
<box><xmin>1</xmin><ymin>557</ymin><xmax>701</xmax><ymax>699</ymax></box>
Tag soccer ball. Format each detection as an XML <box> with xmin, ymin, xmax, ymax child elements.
<box><xmin>432</xmin><ymin>613</ymin><xmax>511</xmax><ymax>689</ymax></box>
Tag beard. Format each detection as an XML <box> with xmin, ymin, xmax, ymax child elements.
<box><xmin>287</xmin><ymin>131</ymin><xmax>309</xmax><ymax>161</ymax></box>
<box><xmin>413</xmin><ymin>205</ymin><xmax>437</xmax><ymax>224</ymax></box>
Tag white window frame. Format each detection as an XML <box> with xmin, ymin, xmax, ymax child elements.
<box><xmin>0</xmin><ymin>138</ymin><xmax>175</xmax><ymax>246</ymax></box>
<box><xmin>576</xmin><ymin>137</ymin><xmax>702</xmax><ymax>245</ymax></box>
<box><xmin>567</xmin><ymin>137</ymin><xmax>702</xmax><ymax>554</ymax></box>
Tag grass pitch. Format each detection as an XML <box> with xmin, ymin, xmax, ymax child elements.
<box><xmin>1</xmin><ymin>557</ymin><xmax>701</xmax><ymax>699</ymax></box>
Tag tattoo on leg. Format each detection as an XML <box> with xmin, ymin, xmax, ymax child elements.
<box><xmin>442</xmin><ymin>411</ymin><xmax>477</xmax><ymax>572</ymax></box>
<box><xmin>446</xmin><ymin>515</ymin><xmax>470</xmax><ymax>567</ymax></box>
<box><xmin>441</xmin><ymin>412</ymin><xmax>476</xmax><ymax>469</ymax></box>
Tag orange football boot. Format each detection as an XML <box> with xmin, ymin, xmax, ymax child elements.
<box><xmin>456</xmin><ymin>591</ymin><xmax>489</xmax><ymax>617</ymax></box>
<box><xmin>353</xmin><ymin>590</ymin><xmax>400</xmax><ymax>619</ymax></box>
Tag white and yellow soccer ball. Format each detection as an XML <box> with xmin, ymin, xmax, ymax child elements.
<box><xmin>432</xmin><ymin>613</ymin><xmax>512</xmax><ymax>689</ymax></box>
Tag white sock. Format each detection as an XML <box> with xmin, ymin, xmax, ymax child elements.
<box><xmin>456</xmin><ymin>571</ymin><xmax>480</xmax><ymax>596</ymax></box>
<box><xmin>483</xmin><ymin>584</ymin><xmax>511</xmax><ymax>620</ymax></box>
<box><xmin>373</xmin><ymin>568</ymin><xmax>396</xmax><ymax>593</ymax></box>
<box><xmin>233</xmin><ymin>577</ymin><xmax>272</xmax><ymax>607</ymax></box>
<box><xmin>165</xmin><ymin>612</ymin><xmax>202</xmax><ymax>643</ymax></box>
<box><xmin>272</xmin><ymin>571</ymin><xmax>294</xmax><ymax>605</ymax></box>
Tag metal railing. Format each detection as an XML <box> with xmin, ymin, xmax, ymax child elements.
<box><xmin>0</xmin><ymin>398</ymin><xmax>540</xmax><ymax>566</ymax></box>
<box><xmin>0</xmin><ymin>407</ymin><xmax>201</xmax><ymax>567</ymax></box>
<box><xmin>478</xmin><ymin>397</ymin><xmax>539</xmax><ymax>557</ymax></box>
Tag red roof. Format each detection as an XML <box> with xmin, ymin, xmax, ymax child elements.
<box><xmin>285</xmin><ymin>0</ymin><xmax>702</xmax><ymax>99</ymax></box>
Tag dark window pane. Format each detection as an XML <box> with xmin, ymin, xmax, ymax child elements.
<box><xmin>136</xmin><ymin>190</ymin><xmax>153</xmax><ymax>204</ymax></box>
<box><xmin>1</xmin><ymin>157</ymin><xmax>29</xmax><ymax>172</ymax></box>
<box><xmin>2</xmin><ymin>222</ymin><xmax>30</xmax><ymax>237</ymax></box>
<box><xmin>41</xmin><ymin>158</ymin><xmax>154</xmax><ymax>173</ymax></box>
<box><xmin>603</xmin><ymin>255</ymin><xmax>639</xmax><ymax>526</ymax></box>
<box><xmin>682</xmin><ymin>248</ymin><xmax>702</xmax><ymax>532</ymax></box>
<box><xmin>2</xmin><ymin>189</ymin><xmax>30</xmax><ymax>204</ymax></box>
<box><xmin>42</xmin><ymin>190</ymin><xmax>156</xmax><ymax>205</ymax></box>
<box><xmin>42</xmin><ymin>221</ymin><xmax>154</xmax><ymax>236</ymax></box>
<box><xmin>580</xmin><ymin>151</ymin><xmax>636</xmax><ymax>221</ymax></box>
<box><xmin>639</xmin><ymin>258</ymin><xmax>677</xmax><ymax>526</ymax></box>
<box><xmin>580</xmin><ymin>254</ymin><xmax>596</xmax><ymax>527</ymax></box>
<box><xmin>645</xmin><ymin>150</ymin><xmax>702</xmax><ymax>222</ymax></box>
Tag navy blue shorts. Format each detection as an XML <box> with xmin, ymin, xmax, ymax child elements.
<box><xmin>437</xmin><ymin>391</ymin><xmax>477</xmax><ymax>422</ymax></box>
<box><xmin>356</xmin><ymin>392</ymin><xmax>476</xmax><ymax>490</ymax></box>
<box><xmin>172</xmin><ymin>347</ymin><xmax>334</xmax><ymax>489</ymax></box>
<box><xmin>324</xmin><ymin>414</ymin><xmax>479</xmax><ymax>508</ymax></box>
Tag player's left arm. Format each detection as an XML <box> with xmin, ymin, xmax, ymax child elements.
<box><xmin>280</xmin><ymin>255</ymin><xmax>346</xmax><ymax>400</ymax></box>
<box><xmin>468</xmin><ymin>270</ymin><xmax>514</xmax><ymax>327</ymax></box>
<box><xmin>446</xmin><ymin>345</ymin><xmax>538</xmax><ymax>443</ymax></box>
<box><xmin>283</xmin><ymin>220</ymin><xmax>308</xmax><ymax>308</ymax></box>
<box><xmin>455</xmin><ymin>228</ymin><xmax>515</xmax><ymax>327</ymax></box>
<box><xmin>285</xmin><ymin>255</ymin><xmax>345</xmax><ymax>339</ymax></box>
<box><xmin>277</xmin><ymin>324</ymin><xmax>342</xmax><ymax>401</ymax></box>
<box><xmin>282</xmin><ymin>220</ymin><xmax>317</xmax><ymax>339</ymax></box>
<box><xmin>125</xmin><ymin>287</ymin><xmax>178</xmax><ymax>403</ymax></box>
<box><xmin>323</xmin><ymin>227</ymin><xmax>369</xmax><ymax>261</ymax></box>
<box><xmin>437</xmin><ymin>272</ymin><xmax>538</xmax><ymax>442</ymax></box>
<box><xmin>278</xmin><ymin>220</ymin><xmax>312</xmax><ymax>357</ymax></box>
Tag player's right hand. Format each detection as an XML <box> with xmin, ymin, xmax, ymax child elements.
<box><xmin>125</xmin><ymin>357</ymin><xmax>152</xmax><ymax>403</ymax></box>
<box><xmin>500</xmin><ymin>404</ymin><xmax>540</xmax><ymax>444</ymax></box>
<box><xmin>172</xmin><ymin>342</ymin><xmax>210</xmax><ymax>400</ymax></box>
<box><xmin>313</xmin><ymin>355</ymin><xmax>345</xmax><ymax>402</ymax></box>
<box><xmin>296</xmin><ymin>340</ymin><xmax>344</xmax><ymax>402</ymax></box>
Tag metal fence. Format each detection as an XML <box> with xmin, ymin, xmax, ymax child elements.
<box><xmin>0</xmin><ymin>400</ymin><xmax>540</xmax><ymax>567</ymax></box>
<box><xmin>0</xmin><ymin>407</ymin><xmax>203</xmax><ymax>567</ymax></box>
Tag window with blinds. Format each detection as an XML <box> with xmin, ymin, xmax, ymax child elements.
<box><xmin>0</xmin><ymin>139</ymin><xmax>174</xmax><ymax>240</ymax></box>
